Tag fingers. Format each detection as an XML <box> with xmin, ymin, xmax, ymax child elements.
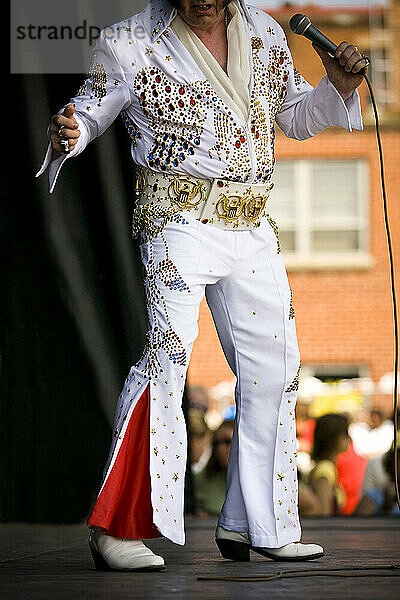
<box><xmin>49</xmin><ymin>104</ymin><xmax>80</xmax><ymax>153</ymax></box>
<box><xmin>312</xmin><ymin>43</ymin><xmax>335</xmax><ymax>68</ymax></box>
<box><xmin>51</xmin><ymin>139</ymin><xmax>79</xmax><ymax>153</ymax></box>
<box><xmin>51</xmin><ymin>113</ymin><xmax>78</xmax><ymax>131</ymax></box>
<box><xmin>51</xmin><ymin>130</ymin><xmax>81</xmax><ymax>153</ymax></box>
<box><xmin>63</xmin><ymin>103</ymin><xmax>75</xmax><ymax>118</ymax></box>
<box><xmin>335</xmin><ymin>42</ymin><xmax>369</xmax><ymax>74</ymax></box>
<box><xmin>49</xmin><ymin>121</ymin><xmax>80</xmax><ymax>153</ymax></box>
<box><xmin>50</xmin><ymin>123</ymin><xmax>81</xmax><ymax>139</ymax></box>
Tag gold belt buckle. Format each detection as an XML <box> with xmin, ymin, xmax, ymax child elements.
<box><xmin>168</xmin><ymin>175</ymin><xmax>205</xmax><ymax>210</ymax></box>
<box><xmin>215</xmin><ymin>183</ymin><xmax>273</xmax><ymax>225</ymax></box>
<box><xmin>215</xmin><ymin>195</ymin><xmax>246</xmax><ymax>222</ymax></box>
<box><xmin>244</xmin><ymin>194</ymin><xmax>267</xmax><ymax>223</ymax></box>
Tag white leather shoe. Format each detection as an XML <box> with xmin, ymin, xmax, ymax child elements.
<box><xmin>215</xmin><ymin>525</ymin><xmax>324</xmax><ymax>562</ymax></box>
<box><xmin>88</xmin><ymin>528</ymin><xmax>165</xmax><ymax>571</ymax></box>
<box><xmin>258</xmin><ymin>541</ymin><xmax>324</xmax><ymax>561</ymax></box>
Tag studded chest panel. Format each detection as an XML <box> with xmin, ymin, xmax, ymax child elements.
<box><xmin>122</xmin><ymin>28</ymin><xmax>292</xmax><ymax>184</ymax></box>
<box><xmin>249</xmin><ymin>37</ymin><xmax>291</xmax><ymax>183</ymax></box>
<box><xmin>133</xmin><ymin>67</ymin><xmax>208</xmax><ymax>172</ymax></box>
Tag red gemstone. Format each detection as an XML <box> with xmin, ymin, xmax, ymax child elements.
<box><xmin>201</xmin><ymin>219</ymin><xmax>209</xmax><ymax>224</ymax></box>
<box><xmin>240</xmin><ymin>136</ymin><xmax>245</xmax><ymax>143</ymax></box>
<box><xmin>179</xmin><ymin>87</ymin><xmax>184</xmax><ymax>94</ymax></box>
<box><xmin>217</xmin><ymin>181</ymin><xmax>224</xmax><ymax>187</ymax></box>
<box><xmin>235</xmin><ymin>140</ymin><xmax>241</xmax><ymax>148</ymax></box>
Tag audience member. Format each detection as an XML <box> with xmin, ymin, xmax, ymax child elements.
<box><xmin>188</xmin><ymin>385</ymin><xmax>210</xmax><ymax>414</ymax></box>
<box><xmin>306</xmin><ymin>413</ymin><xmax>349</xmax><ymax>516</ymax></box>
<box><xmin>298</xmin><ymin>478</ymin><xmax>321</xmax><ymax>516</ymax></box>
<box><xmin>296</xmin><ymin>398</ymin><xmax>315</xmax><ymax>455</ymax></box>
<box><xmin>295</xmin><ymin>398</ymin><xmax>315</xmax><ymax>477</ymax></box>
<box><xmin>336</xmin><ymin>439</ymin><xmax>368</xmax><ymax>515</ymax></box>
<box><xmin>354</xmin><ymin>445</ymin><xmax>399</xmax><ymax>515</ymax></box>
<box><xmin>189</xmin><ymin>409</ymin><xmax>212</xmax><ymax>475</ymax></box>
<box><xmin>193</xmin><ymin>419</ymin><xmax>234</xmax><ymax>517</ymax></box>
<box><xmin>349</xmin><ymin>408</ymin><xmax>393</xmax><ymax>458</ymax></box>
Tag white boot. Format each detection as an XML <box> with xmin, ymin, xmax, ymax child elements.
<box><xmin>88</xmin><ymin>528</ymin><xmax>165</xmax><ymax>571</ymax></box>
<box><xmin>215</xmin><ymin>525</ymin><xmax>324</xmax><ymax>561</ymax></box>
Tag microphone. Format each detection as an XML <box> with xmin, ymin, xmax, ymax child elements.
<box><xmin>289</xmin><ymin>14</ymin><xmax>338</xmax><ymax>55</ymax></box>
<box><xmin>289</xmin><ymin>13</ymin><xmax>370</xmax><ymax>72</ymax></box>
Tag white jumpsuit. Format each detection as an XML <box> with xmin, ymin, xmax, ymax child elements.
<box><xmin>36</xmin><ymin>0</ymin><xmax>363</xmax><ymax>546</ymax></box>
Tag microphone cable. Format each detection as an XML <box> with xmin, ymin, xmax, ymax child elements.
<box><xmin>363</xmin><ymin>73</ymin><xmax>399</xmax><ymax>511</ymax></box>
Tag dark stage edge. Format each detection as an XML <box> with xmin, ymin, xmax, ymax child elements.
<box><xmin>0</xmin><ymin>517</ymin><xmax>399</xmax><ymax>599</ymax></box>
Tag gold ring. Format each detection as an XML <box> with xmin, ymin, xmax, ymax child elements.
<box><xmin>60</xmin><ymin>139</ymin><xmax>70</xmax><ymax>153</ymax></box>
<box><xmin>362</xmin><ymin>54</ymin><xmax>370</xmax><ymax>66</ymax></box>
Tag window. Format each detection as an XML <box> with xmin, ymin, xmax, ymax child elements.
<box><xmin>268</xmin><ymin>160</ymin><xmax>370</xmax><ymax>270</ymax></box>
<box><xmin>301</xmin><ymin>364</ymin><xmax>369</xmax><ymax>382</ymax></box>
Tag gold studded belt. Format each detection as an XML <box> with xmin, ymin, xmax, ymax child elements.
<box><xmin>135</xmin><ymin>167</ymin><xmax>273</xmax><ymax>231</ymax></box>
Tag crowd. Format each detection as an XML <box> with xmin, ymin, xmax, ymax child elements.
<box><xmin>187</xmin><ymin>385</ymin><xmax>399</xmax><ymax>518</ymax></box>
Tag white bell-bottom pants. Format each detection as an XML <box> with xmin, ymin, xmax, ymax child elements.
<box><xmin>88</xmin><ymin>212</ymin><xmax>301</xmax><ymax>547</ymax></box>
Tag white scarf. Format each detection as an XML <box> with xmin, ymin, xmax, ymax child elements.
<box><xmin>170</xmin><ymin>1</ymin><xmax>251</xmax><ymax>123</ymax></box>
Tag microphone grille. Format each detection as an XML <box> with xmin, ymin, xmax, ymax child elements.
<box><xmin>289</xmin><ymin>14</ymin><xmax>311</xmax><ymax>35</ymax></box>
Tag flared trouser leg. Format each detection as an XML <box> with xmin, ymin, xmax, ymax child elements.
<box><xmin>205</xmin><ymin>218</ymin><xmax>301</xmax><ymax>548</ymax></box>
<box><xmin>88</xmin><ymin>214</ymin><xmax>209</xmax><ymax>544</ymax></box>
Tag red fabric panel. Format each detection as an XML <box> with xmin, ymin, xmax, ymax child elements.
<box><xmin>336</xmin><ymin>441</ymin><xmax>368</xmax><ymax>515</ymax></box>
<box><xmin>87</xmin><ymin>383</ymin><xmax>161</xmax><ymax>539</ymax></box>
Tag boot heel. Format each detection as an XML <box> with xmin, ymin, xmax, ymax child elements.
<box><xmin>216</xmin><ymin>538</ymin><xmax>250</xmax><ymax>561</ymax></box>
<box><xmin>89</xmin><ymin>546</ymin><xmax>112</xmax><ymax>571</ymax></box>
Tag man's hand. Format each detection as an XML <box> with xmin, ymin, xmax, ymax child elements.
<box><xmin>49</xmin><ymin>104</ymin><xmax>80</xmax><ymax>154</ymax></box>
<box><xmin>313</xmin><ymin>42</ymin><xmax>369</xmax><ymax>101</ymax></box>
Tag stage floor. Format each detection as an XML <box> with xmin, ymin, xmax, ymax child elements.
<box><xmin>1</xmin><ymin>517</ymin><xmax>399</xmax><ymax>599</ymax></box>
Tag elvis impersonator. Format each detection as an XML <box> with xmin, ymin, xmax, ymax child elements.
<box><xmin>37</xmin><ymin>0</ymin><xmax>368</xmax><ymax>571</ymax></box>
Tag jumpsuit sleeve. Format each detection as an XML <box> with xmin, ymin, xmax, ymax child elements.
<box><xmin>35</xmin><ymin>29</ymin><xmax>132</xmax><ymax>193</ymax></box>
<box><xmin>274</xmin><ymin>30</ymin><xmax>363</xmax><ymax>140</ymax></box>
